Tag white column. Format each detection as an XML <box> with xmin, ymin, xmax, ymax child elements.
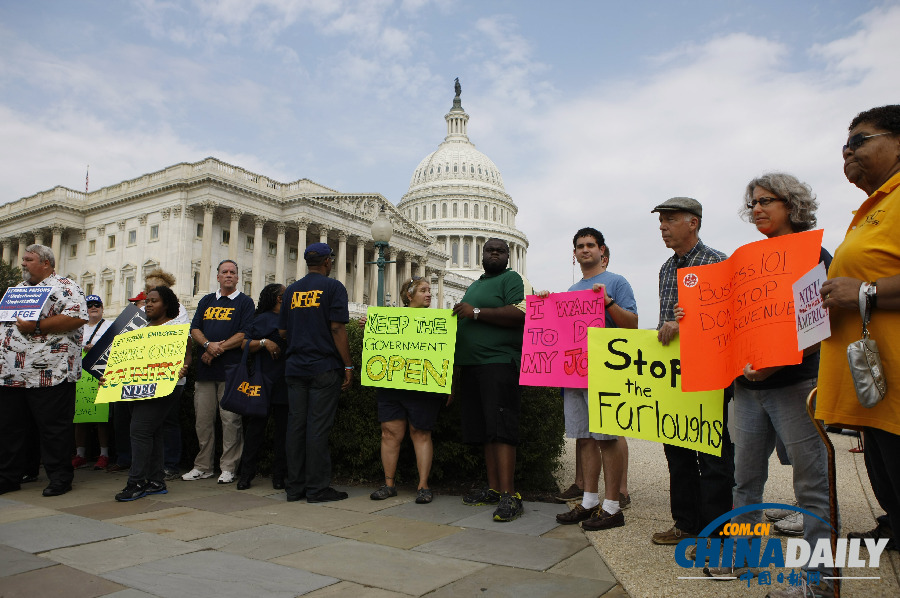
<box><xmin>354</xmin><ymin>240</ymin><xmax>365</xmax><ymax>303</ymax></box>
<box><xmin>199</xmin><ymin>202</ymin><xmax>216</xmax><ymax>293</ymax></box>
<box><xmin>229</xmin><ymin>209</ymin><xmax>242</xmax><ymax>261</ymax></box>
<box><xmin>336</xmin><ymin>232</ymin><xmax>347</xmax><ymax>286</ymax></box>
<box><xmin>319</xmin><ymin>226</ymin><xmax>329</xmax><ymax>244</ymax></box>
<box><xmin>0</xmin><ymin>240</ymin><xmax>8</xmax><ymax>265</ymax></box>
<box><xmin>416</xmin><ymin>255</ymin><xmax>426</xmax><ymax>278</ymax></box>
<box><xmin>401</xmin><ymin>253</ymin><xmax>412</xmax><ymax>286</ymax></box>
<box><xmin>296</xmin><ymin>219</ymin><xmax>308</xmax><ymax>280</ymax></box>
<box><xmin>275</xmin><ymin>223</ymin><xmax>286</xmax><ymax>284</ymax></box>
<box><xmin>251</xmin><ymin>216</ymin><xmax>265</xmax><ymax>295</ymax></box>
<box><xmin>32</xmin><ymin>230</ymin><xmax>44</xmax><ymax>246</ymax></box>
<box><xmin>50</xmin><ymin>225</ymin><xmax>63</xmax><ymax>261</ymax></box>
<box><xmin>17</xmin><ymin>235</ymin><xmax>27</xmax><ymax>263</ymax></box>
<box><xmin>437</xmin><ymin>270</ymin><xmax>445</xmax><ymax>309</ymax></box>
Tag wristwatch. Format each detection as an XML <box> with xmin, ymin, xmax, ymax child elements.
<box><xmin>203</xmin><ymin>340</ymin><xmax>210</xmax><ymax>350</ymax></box>
<box><xmin>473</xmin><ymin>307</ymin><xmax>481</xmax><ymax>320</ymax></box>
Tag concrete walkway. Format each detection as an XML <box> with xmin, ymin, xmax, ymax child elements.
<box><xmin>0</xmin><ymin>468</ymin><xmax>624</xmax><ymax>598</ymax></box>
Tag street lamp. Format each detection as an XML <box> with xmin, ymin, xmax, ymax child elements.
<box><xmin>369</xmin><ymin>205</ymin><xmax>395</xmax><ymax>307</ymax></box>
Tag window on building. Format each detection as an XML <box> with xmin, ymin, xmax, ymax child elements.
<box><xmin>431</xmin><ymin>204</ymin><xmax>436</xmax><ymax>219</ymax></box>
<box><xmin>493</xmin><ymin>207</ymin><xmax>497</xmax><ymax>221</ymax></box>
<box><xmin>127</xmin><ymin>230</ymin><xmax>137</xmax><ymax>245</ymax></box>
<box><xmin>222</xmin><ymin>230</ymin><xmax>230</xmax><ymax>245</ymax></box>
<box><xmin>192</xmin><ymin>272</ymin><xmax>200</xmax><ymax>295</ymax></box>
<box><xmin>85</xmin><ymin>282</ymin><xmax>94</xmax><ymax>296</ymax></box>
<box><xmin>442</xmin><ymin>203</ymin><xmax>447</xmax><ymax>218</ymax></box>
<box><xmin>268</xmin><ymin>241</ymin><xmax>277</xmax><ymax>256</ymax></box>
<box><xmin>107</xmin><ymin>235</ymin><xmax>115</xmax><ymax>250</ymax></box>
<box><xmin>88</xmin><ymin>239</ymin><xmax>96</xmax><ymax>254</ymax></box>
<box><xmin>474</xmin><ymin>204</ymin><xmax>479</xmax><ymax>219</ymax></box>
<box><xmin>244</xmin><ymin>281</ymin><xmax>252</xmax><ymax>295</ymax></box>
<box><xmin>463</xmin><ymin>243</ymin><xmax>470</xmax><ymax>266</ymax></box>
<box><xmin>125</xmin><ymin>276</ymin><xmax>134</xmax><ymax>301</ymax></box>
<box><xmin>415</xmin><ymin>207</ymin><xmax>419</xmax><ymax>221</ymax></box>
<box><xmin>246</xmin><ymin>235</ymin><xmax>254</xmax><ymax>251</ymax></box>
<box><xmin>70</xmin><ymin>244</ymin><xmax>77</xmax><ymax>258</ymax></box>
<box><xmin>464</xmin><ymin>204</ymin><xmax>468</xmax><ymax>218</ymax></box>
<box><xmin>104</xmin><ymin>280</ymin><xmax>113</xmax><ymax>306</ymax></box>
<box><xmin>196</xmin><ymin>223</ymin><xmax>203</xmax><ymax>238</ymax></box>
<box><xmin>451</xmin><ymin>242</ymin><xmax>459</xmax><ymax>265</ymax></box>
<box><xmin>453</xmin><ymin>204</ymin><xmax>458</xmax><ymax>218</ymax></box>
<box><xmin>289</xmin><ymin>247</ymin><xmax>297</xmax><ymax>261</ymax></box>
<box><xmin>149</xmin><ymin>225</ymin><xmax>159</xmax><ymax>241</ymax></box>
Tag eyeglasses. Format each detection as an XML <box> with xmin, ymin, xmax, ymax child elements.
<box><xmin>746</xmin><ymin>197</ymin><xmax>785</xmax><ymax>209</ymax></box>
<box><xmin>843</xmin><ymin>132</ymin><xmax>891</xmax><ymax>152</ymax></box>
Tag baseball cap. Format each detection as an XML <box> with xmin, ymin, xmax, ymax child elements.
<box><xmin>129</xmin><ymin>291</ymin><xmax>147</xmax><ymax>302</ymax></box>
<box><xmin>86</xmin><ymin>295</ymin><xmax>103</xmax><ymax>306</ymax></box>
<box><xmin>304</xmin><ymin>242</ymin><xmax>334</xmax><ymax>260</ymax></box>
<box><xmin>651</xmin><ymin>197</ymin><xmax>703</xmax><ymax>219</ymax></box>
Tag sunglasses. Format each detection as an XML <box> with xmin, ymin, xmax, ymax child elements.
<box><xmin>87</xmin><ymin>302</ymin><xmax>102</xmax><ymax>308</ymax></box>
<box><xmin>843</xmin><ymin>132</ymin><xmax>891</xmax><ymax>152</ymax></box>
<box><xmin>746</xmin><ymin>197</ymin><xmax>786</xmax><ymax>209</ymax></box>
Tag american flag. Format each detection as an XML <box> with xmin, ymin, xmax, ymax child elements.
<box><xmin>85</xmin><ymin>165</ymin><xmax>89</xmax><ymax>193</ymax></box>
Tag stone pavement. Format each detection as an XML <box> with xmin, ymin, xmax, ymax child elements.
<box><xmin>0</xmin><ymin>468</ymin><xmax>625</xmax><ymax>598</ymax></box>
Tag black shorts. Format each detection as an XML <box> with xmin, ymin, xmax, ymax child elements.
<box><xmin>459</xmin><ymin>362</ymin><xmax>521</xmax><ymax>446</ymax></box>
<box><xmin>376</xmin><ymin>388</ymin><xmax>443</xmax><ymax>431</ymax></box>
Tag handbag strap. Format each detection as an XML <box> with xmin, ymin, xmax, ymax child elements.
<box><xmin>858</xmin><ymin>282</ymin><xmax>873</xmax><ymax>337</ymax></box>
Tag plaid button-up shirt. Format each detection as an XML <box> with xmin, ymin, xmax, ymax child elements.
<box><xmin>657</xmin><ymin>240</ymin><xmax>727</xmax><ymax>329</ymax></box>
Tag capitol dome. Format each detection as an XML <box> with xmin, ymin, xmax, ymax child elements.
<box><xmin>399</xmin><ymin>82</ymin><xmax>528</xmax><ymax>281</ymax></box>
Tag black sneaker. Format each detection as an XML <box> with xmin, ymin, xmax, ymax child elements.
<box><xmin>370</xmin><ymin>484</ymin><xmax>398</xmax><ymax>500</ymax></box>
<box><xmin>848</xmin><ymin>520</ymin><xmax>898</xmax><ymax>551</ymax></box>
<box><xmin>145</xmin><ymin>481</ymin><xmax>168</xmax><ymax>496</ymax></box>
<box><xmin>115</xmin><ymin>481</ymin><xmax>148</xmax><ymax>502</ymax></box>
<box><xmin>462</xmin><ymin>486</ymin><xmax>501</xmax><ymax>506</ymax></box>
<box><xmin>493</xmin><ymin>492</ymin><xmax>524</xmax><ymax>522</ymax></box>
<box><xmin>307</xmin><ymin>487</ymin><xmax>349</xmax><ymax>503</ymax></box>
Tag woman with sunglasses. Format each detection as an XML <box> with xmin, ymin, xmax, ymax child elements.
<box><xmin>818</xmin><ymin>106</ymin><xmax>900</xmax><ymax>566</ymax></box>
<box><xmin>112</xmin><ymin>286</ymin><xmax>190</xmax><ymax>502</ymax></box>
<box><xmin>362</xmin><ymin>277</ymin><xmax>444</xmax><ymax>504</ymax></box>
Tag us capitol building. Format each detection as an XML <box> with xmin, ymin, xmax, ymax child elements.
<box><xmin>0</xmin><ymin>83</ymin><xmax>528</xmax><ymax>316</ymax></box>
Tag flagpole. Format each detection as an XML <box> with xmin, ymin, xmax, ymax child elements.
<box><xmin>85</xmin><ymin>165</ymin><xmax>89</xmax><ymax>193</ymax></box>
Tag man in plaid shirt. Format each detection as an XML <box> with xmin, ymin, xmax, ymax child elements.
<box><xmin>649</xmin><ymin>197</ymin><xmax>735</xmax><ymax>546</ymax></box>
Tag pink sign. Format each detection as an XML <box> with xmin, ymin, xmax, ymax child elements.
<box><xmin>520</xmin><ymin>289</ymin><xmax>606</xmax><ymax>388</ymax></box>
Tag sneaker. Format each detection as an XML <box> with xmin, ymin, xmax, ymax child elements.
<box><xmin>93</xmin><ymin>455</ymin><xmax>109</xmax><ymax>470</ymax></box>
<box><xmin>652</xmin><ymin>525</ymin><xmax>697</xmax><ymax>545</ymax></box>
<box><xmin>774</xmin><ymin>512</ymin><xmax>804</xmax><ymax>536</ymax></box>
<box><xmin>848</xmin><ymin>519</ymin><xmax>898</xmax><ymax>551</ymax></box>
<box><xmin>145</xmin><ymin>481</ymin><xmax>168</xmax><ymax>496</ymax></box>
<box><xmin>370</xmin><ymin>484</ymin><xmax>398</xmax><ymax>500</ymax></box>
<box><xmin>217</xmin><ymin>471</ymin><xmax>235</xmax><ymax>484</ymax></box>
<box><xmin>765</xmin><ymin>506</ymin><xmax>796</xmax><ymax>521</ymax></box>
<box><xmin>182</xmin><ymin>468</ymin><xmax>213</xmax><ymax>481</ymax></box>
<box><xmin>581</xmin><ymin>508</ymin><xmax>625</xmax><ymax>531</ymax></box>
<box><xmin>307</xmin><ymin>487</ymin><xmax>349</xmax><ymax>503</ymax></box>
<box><xmin>115</xmin><ymin>481</ymin><xmax>148</xmax><ymax>502</ymax></box>
<box><xmin>21</xmin><ymin>473</ymin><xmax>39</xmax><ymax>483</ymax></box>
<box><xmin>619</xmin><ymin>492</ymin><xmax>631</xmax><ymax>509</ymax></box>
<box><xmin>704</xmin><ymin>565</ymin><xmax>758</xmax><ymax>580</ymax></box>
<box><xmin>106</xmin><ymin>462</ymin><xmax>129</xmax><ymax>473</ymax></box>
<box><xmin>556</xmin><ymin>503</ymin><xmax>599</xmax><ymax>525</ymax></box>
<box><xmin>163</xmin><ymin>468</ymin><xmax>180</xmax><ymax>481</ymax></box>
<box><xmin>766</xmin><ymin>579</ymin><xmax>834</xmax><ymax>598</ymax></box>
<box><xmin>462</xmin><ymin>486</ymin><xmax>501</xmax><ymax>506</ymax></box>
<box><xmin>72</xmin><ymin>455</ymin><xmax>89</xmax><ymax>469</ymax></box>
<box><xmin>416</xmin><ymin>488</ymin><xmax>433</xmax><ymax>504</ymax></box>
<box><xmin>493</xmin><ymin>492</ymin><xmax>524</xmax><ymax>522</ymax></box>
<box><xmin>554</xmin><ymin>483</ymin><xmax>584</xmax><ymax>503</ymax></box>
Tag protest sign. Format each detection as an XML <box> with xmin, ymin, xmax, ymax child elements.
<box><xmin>0</xmin><ymin>286</ymin><xmax>52</xmax><ymax>321</ymax></box>
<box><xmin>95</xmin><ymin>324</ymin><xmax>189</xmax><ymax>404</ymax></box>
<box><xmin>361</xmin><ymin>307</ymin><xmax>456</xmax><ymax>394</ymax></box>
<box><xmin>793</xmin><ymin>262</ymin><xmax>831</xmax><ymax>351</ymax></box>
<box><xmin>83</xmin><ymin>304</ymin><xmax>147</xmax><ymax>379</ymax></box>
<box><xmin>588</xmin><ymin>329</ymin><xmax>724</xmax><ymax>456</ymax></box>
<box><xmin>520</xmin><ymin>290</ymin><xmax>605</xmax><ymax>388</ymax></box>
<box><xmin>677</xmin><ymin>229</ymin><xmax>823</xmax><ymax>391</ymax></box>
<box><xmin>74</xmin><ymin>350</ymin><xmax>108</xmax><ymax>422</ymax></box>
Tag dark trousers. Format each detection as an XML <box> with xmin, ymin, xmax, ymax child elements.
<box><xmin>128</xmin><ymin>387</ymin><xmax>181</xmax><ymax>485</ymax></box>
<box><xmin>664</xmin><ymin>397</ymin><xmax>735</xmax><ymax>535</ymax></box>
<box><xmin>863</xmin><ymin>427</ymin><xmax>900</xmax><ymax>548</ymax></box>
<box><xmin>162</xmin><ymin>391</ymin><xmax>182</xmax><ymax>471</ymax></box>
<box><xmin>0</xmin><ymin>383</ymin><xmax>76</xmax><ymax>488</ymax></box>
<box><xmin>240</xmin><ymin>403</ymin><xmax>288</xmax><ymax>482</ymax></box>
<box><xmin>285</xmin><ymin>370</ymin><xmax>342</xmax><ymax>498</ymax></box>
<box><xmin>112</xmin><ymin>402</ymin><xmax>132</xmax><ymax>466</ymax></box>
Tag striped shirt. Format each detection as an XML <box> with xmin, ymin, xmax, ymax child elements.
<box><xmin>657</xmin><ymin>240</ymin><xmax>727</xmax><ymax>329</ymax></box>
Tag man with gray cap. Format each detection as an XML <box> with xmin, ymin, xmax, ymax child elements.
<box><xmin>650</xmin><ymin>197</ymin><xmax>735</xmax><ymax>545</ymax></box>
<box><xmin>279</xmin><ymin>242</ymin><xmax>353</xmax><ymax>503</ymax></box>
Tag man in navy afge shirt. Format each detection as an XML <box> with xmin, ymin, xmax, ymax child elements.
<box><xmin>185</xmin><ymin>259</ymin><xmax>254</xmax><ymax>484</ymax></box>
<box><xmin>279</xmin><ymin>243</ymin><xmax>353</xmax><ymax>504</ymax></box>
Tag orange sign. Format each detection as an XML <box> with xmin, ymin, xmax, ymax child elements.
<box><xmin>677</xmin><ymin>229</ymin><xmax>823</xmax><ymax>391</ymax></box>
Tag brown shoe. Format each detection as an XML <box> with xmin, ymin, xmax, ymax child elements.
<box><xmin>581</xmin><ymin>508</ymin><xmax>625</xmax><ymax>531</ymax></box>
<box><xmin>556</xmin><ymin>503</ymin><xmax>599</xmax><ymax>525</ymax></box>
<box><xmin>106</xmin><ymin>463</ymin><xmax>129</xmax><ymax>473</ymax></box>
<box><xmin>652</xmin><ymin>525</ymin><xmax>696</xmax><ymax>545</ymax></box>
<box><xmin>619</xmin><ymin>492</ymin><xmax>631</xmax><ymax>509</ymax></box>
<box><xmin>554</xmin><ymin>483</ymin><xmax>583</xmax><ymax>503</ymax></box>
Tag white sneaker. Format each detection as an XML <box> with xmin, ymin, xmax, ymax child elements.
<box><xmin>774</xmin><ymin>512</ymin><xmax>804</xmax><ymax>536</ymax></box>
<box><xmin>182</xmin><ymin>468</ymin><xmax>213</xmax><ymax>481</ymax></box>
<box><xmin>217</xmin><ymin>471</ymin><xmax>235</xmax><ymax>484</ymax></box>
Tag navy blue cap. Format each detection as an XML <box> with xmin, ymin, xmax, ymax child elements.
<box><xmin>86</xmin><ymin>294</ymin><xmax>103</xmax><ymax>306</ymax></box>
<box><xmin>304</xmin><ymin>242</ymin><xmax>334</xmax><ymax>260</ymax></box>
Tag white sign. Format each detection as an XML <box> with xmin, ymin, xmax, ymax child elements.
<box><xmin>792</xmin><ymin>262</ymin><xmax>830</xmax><ymax>351</ymax></box>
<box><xmin>0</xmin><ymin>287</ymin><xmax>52</xmax><ymax>321</ymax></box>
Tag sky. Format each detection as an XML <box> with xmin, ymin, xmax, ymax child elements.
<box><xmin>1</xmin><ymin>0</ymin><xmax>897</xmax><ymax>321</ymax></box>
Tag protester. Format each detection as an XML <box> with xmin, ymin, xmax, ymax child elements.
<box><xmin>651</xmin><ymin>198</ymin><xmax>735</xmax><ymax>545</ymax></box>
<box><xmin>363</xmin><ymin>277</ymin><xmax>444</xmax><ymax>504</ymax></box>
<box><xmin>453</xmin><ymin>238</ymin><xmax>529</xmax><ymax>522</ymax></box>
<box><xmin>112</xmin><ymin>286</ymin><xmax>190</xmax><ymax>501</ymax></box>
<box><xmin>818</xmin><ymin>106</ymin><xmax>900</xmax><ymax>590</ymax></box>
<box><xmin>237</xmin><ymin>283</ymin><xmax>288</xmax><ymax>491</ymax></box>
<box><xmin>279</xmin><ymin>243</ymin><xmax>353</xmax><ymax>503</ymax></box>
<box><xmin>0</xmin><ymin>245</ymin><xmax>87</xmax><ymax>497</ymax></box>
<box><xmin>73</xmin><ymin>294</ymin><xmax>113</xmax><ymax>470</ymax></box>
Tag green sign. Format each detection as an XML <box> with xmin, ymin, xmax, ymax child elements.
<box><xmin>75</xmin><ymin>351</ymin><xmax>109</xmax><ymax>423</ymax></box>
<box><xmin>361</xmin><ymin>307</ymin><xmax>457</xmax><ymax>394</ymax></box>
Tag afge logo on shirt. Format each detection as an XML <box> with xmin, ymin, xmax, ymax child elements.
<box><xmin>203</xmin><ymin>307</ymin><xmax>235</xmax><ymax>321</ymax></box>
<box><xmin>291</xmin><ymin>290</ymin><xmax>323</xmax><ymax>309</ymax></box>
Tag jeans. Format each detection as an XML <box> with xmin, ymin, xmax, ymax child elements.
<box><xmin>128</xmin><ymin>387</ymin><xmax>181</xmax><ymax>485</ymax></box>
<box><xmin>285</xmin><ymin>370</ymin><xmax>342</xmax><ymax>498</ymax></box>
<box><xmin>732</xmin><ymin>377</ymin><xmax>834</xmax><ymax>580</ymax></box>
<box><xmin>162</xmin><ymin>389</ymin><xmax>182</xmax><ymax>471</ymax></box>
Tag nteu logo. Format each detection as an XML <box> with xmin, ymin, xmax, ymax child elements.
<box><xmin>121</xmin><ymin>383</ymin><xmax>157</xmax><ymax>399</ymax></box>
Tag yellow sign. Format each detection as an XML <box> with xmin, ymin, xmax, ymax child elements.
<box><xmin>95</xmin><ymin>324</ymin><xmax>190</xmax><ymax>404</ymax></box>
<box><xmin>588</xmin><ymin>329</ymin><xmax>724</xmax><ymax>456</ymax></box>
<box><xmin>361</xmin><ymin>307</ymin><xmax>457</xmax><ymax>394</ymax></box>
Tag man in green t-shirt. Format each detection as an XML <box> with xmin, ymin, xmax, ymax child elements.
<box><xmin>452</xmin><ymin>238</ymin><xmax>528</xmax><ymax>522</ymax></box>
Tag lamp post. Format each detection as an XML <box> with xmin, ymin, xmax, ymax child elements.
<box><xmin>369</xmin><ymin>206</ymin><xmax>395</xmax><ymax>307</ymax></box>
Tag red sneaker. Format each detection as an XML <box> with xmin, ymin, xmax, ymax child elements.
<box><xmin>94</xmin><ymin>455</ymin><xmax>109</xmax><ymax>470</ymax></box>
<box><xmin>72</xmin><ymin>455</ymin><xmax>89</xmax><ymax>469</ymax></box>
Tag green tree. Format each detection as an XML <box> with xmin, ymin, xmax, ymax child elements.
<box><xmin>0</xmin><ymin>260</ymin><xmax>21</xmax><ymax>297</ymax></box>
